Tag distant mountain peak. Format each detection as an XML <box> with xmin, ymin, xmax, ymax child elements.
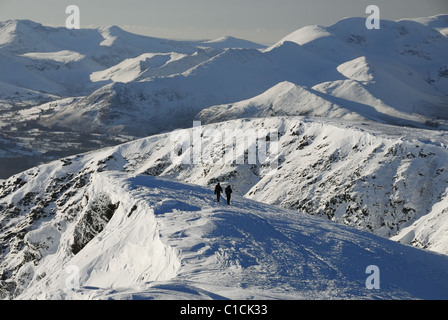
<box><xmin>0</xmin><ymin>19</ymin><xmax>45</xmax><ymax>46</ymax></box>
<box><xmin>200</xmin><ymin>35</ymin><xmax>266</xmax><ymax>49</ymax></box>
<box><xmin>1</xmin><ymin>19</ymin><xmax>44</xmax><ymax>29</ymax></box>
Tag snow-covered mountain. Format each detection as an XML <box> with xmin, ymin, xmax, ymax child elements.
<box><xmin>2</xmin><ymin>117</ymin><xmax>448</xmax><ymax>300</ymax></box>
<box><xmin>2</xmin><ymin>15</ymin><xmax>448</xmax><ymax>300</ymax></box>
<box><xmin>0</xmin><ymin>19</ymin><xmax>267</xmax><ymax>178</ymax></box>
<box><xmin>0</xmin><ymin>19</ymin><xmax>265</xmax><ymax>101</ymax></box>
<box><xmin>38</xmin><ymin>47</ymin><xmax>284</xmax><ymax>136</ymax></box>
<box><xmin>33</xmin><ymin>14</ymin><xmax>448</xmax><ymax>136</ymax></box>
<box><xmin>2</xmin><ymin>15</ymin><xmax>446</xmax><ymax>140</ymax></box>
<box><xmin>199</xmin><ymin>15</ymin><xmax>448</xmax><ymax>128</ymax></box>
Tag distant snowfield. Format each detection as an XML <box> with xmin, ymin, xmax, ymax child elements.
<box><xmin>20</xmin><ymin>50</ymin><xmax>85</xmax><ymax>63</ymax></box>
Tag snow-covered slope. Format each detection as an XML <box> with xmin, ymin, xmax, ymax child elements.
<box><xmin>197</xmin><ymin>80</ymin><xmax>439</xmax><ymax>128</ymax></box>
<box><xmin>392</xmin><ymin>193</ymin><xmax>448</xmax><ymax>254</ymax></box>
<box><xmin>2</xmin><ymin>117</ymin><xmax>448</xmax><ymax>299</ymax></box>
<box><xmin>89</xmin><ymin>49</ymin><xmax>221</xmax><ymax>83</ymax></box>
<box><xmin>197</xmin><ymin>82</ymin><xmax>348</xmax><ymax>123</ymax></box>
<box><xmin>4</xmin><ymin>117</ymin><xmax>448</xmax><ymax>252</ymax></box>
<box><xmin>2</xmin><ymin>131</ymin><xmax>448</xmax><ymax>300</ymax></box>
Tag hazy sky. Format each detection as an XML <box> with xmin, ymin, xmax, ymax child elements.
<box><xmin>1</xmin><ymin>0</ymin><xmax>447</xmax><ymax>44</ymax></box>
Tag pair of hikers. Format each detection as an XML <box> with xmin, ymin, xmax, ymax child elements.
<box><xmin>214</xmin><ymin>183</ymin><xmax>232</xmax><ymax>205</ymax></box>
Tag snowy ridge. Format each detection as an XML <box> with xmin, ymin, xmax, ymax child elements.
<box><xmin>2</xmin><ymin>162</ymin><xmax>448</xmax><ymax>299</ymax></box>
<box><xmin>17</xmin><ymin>172</ymin><xmax>181</xmax><ymax>299</ymax></box>
<box><xmin>2</xmin><ymin>117</ymin><xmax>448</xmax><ymax>299</ymax></box>
<box><xmin>197</xmin><ymin>80</ymin><xmax>388</xmax><ymax>124</ymax></box>
<box><xmin>195</xmin><ymin>35</ymin><xmax>267</xmax><ymax>49</ymax></box>
<box><xmin>89</xmin><ymin>49</ymin><xmax>221</xmax><ymax>83</ymax></box>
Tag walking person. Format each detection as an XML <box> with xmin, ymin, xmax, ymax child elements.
<box><xmin>225</xmin><ymin>185</ymin><xmax>232</xmax><ymax>205</ymax></box>
<box><xmin>214</xmin><ymin>183</ymin><xmax>223</xmax><ymax>202</ymax></box>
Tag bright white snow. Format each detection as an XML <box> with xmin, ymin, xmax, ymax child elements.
<box><xmin>20</xmin><ymin>50</ymin><xmax>85</xmax><ymax>63</ymax></box>
<box><xmin>9</xmin><ymin>171</ymin><xmax>448</xmax><ymax>300</ymax></box>
<box><xmin>1</xmin><ymin>14</ymin><xmax>448</xmax><ymax>301</ymax></box>
<box><xmin>1</xmin><ymin>117</ymin><xmax>448</xmax><ymax>300</ymax></box>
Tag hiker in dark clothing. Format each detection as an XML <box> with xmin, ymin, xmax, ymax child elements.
<box><xmin>214</xmin><ymin>183</ymin><xmax>223</xmax><ymax>202</ymax></box>
<box><xmin>225</xmin><ymin>185</ymin><xmax>232</xmax><ymax>205</ymax></box>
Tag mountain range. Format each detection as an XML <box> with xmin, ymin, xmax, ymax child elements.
<box><xmin>1</xmin><ymin>14</ymin><xmax>448</xmax><ymax>300</ymax></box>
<box><xmin>1</xmin><ymin>15</ymin><xmax>448</xmax><ymax>178</ymax></box>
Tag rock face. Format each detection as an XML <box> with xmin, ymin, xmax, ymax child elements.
<box><xmin>71</xmin><ymin>193</ymin><xmax>119</xmax><ymax>255</ymax></box>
